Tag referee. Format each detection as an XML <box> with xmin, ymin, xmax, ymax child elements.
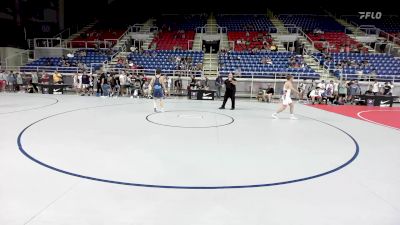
<box><xmin>219</xmin><ymin>73</ymin><xmax>237</xmax><ymax>110</ymax></box>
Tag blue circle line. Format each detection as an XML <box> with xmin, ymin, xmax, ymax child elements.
<box><xmin>17</xmin><ymin>105</ymin><xmax>359</xmax><ymax>189</ymax></box>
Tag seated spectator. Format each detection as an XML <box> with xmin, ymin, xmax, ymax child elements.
<box><xmin>263</xmin><ymin>85</ymin><xmax>274</xmax><ymax>102</ymax></box>
<box><xmin>53</xmin><ymin>70</ymin><xmax>63</xmax><ymax>84</ymax></box>
<box><xmin>270</xmin><ymin>44</ymin><xmax>278</xmax><ymax>51</ymax></box>
<box><xmin>383</xmin><ymin>82</ymin><xmax>392</xmax><ymax>95</ymax></box>
<box><xmin>309</xmin><ymin>86</ymin><xmax>323</xmax><ymax>104</ymax></box>
<box><xmin>261</xmin><ymin>57</ymin><xmax>267</xmax><ymax>64</ymax></box>
<box><xmin>365</xmin><ymin>87</ymin><xmax>373</xmax><ymax>95</ymax></box>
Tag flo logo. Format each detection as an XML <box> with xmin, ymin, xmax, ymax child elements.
<box><xmin>358</xmin><ymin>12</ymin><xmax>382</xmax><ymax>19</ymax></box>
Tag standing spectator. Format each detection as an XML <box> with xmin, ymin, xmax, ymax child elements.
<box><xmin>31</xmin><ymin>72</ymin><xmax>39</xmax><ymax>93</ymax></box>
<box><xmin>40</xmin><ymin>71</ymin><xmax>49</xmax><ymax>84</ymax></box>
<box><xmin>388</xmin><ymin>82</ymin><xmax>394</xmax><ymax>95</ymax></box>
<box><xmin>297</xmin><ymin>79</ymin><xmax>307</xmax><ymax>101</ymax></box>
<box><xmin>7</xmin><ymin>71</ymin><xmax>16</xmax><ymax>92</ymax></box>
<box><xmin>73</xmin><ymin>73</ymin><xmax>80</xmax><ymax>95</ymax></box>
<box><xmin>96</xmin><ymin>74</ymin><xmax>103</xmax><ymax>96</ymax></box>
<box><xmin>81</xmin><ymin>72</ymin><xmax>90</xmax><ymax>96</ymax></box>
<box><xmin>142</xmin><ymin>81</ymin><xmax>150</xmax><ymax>98</ymax></box>
<box><xmin>317</xmin><ymin>80</ymin><xmax>326</xmax><ymax>90</ymax></box>
<box><xmin>15</xmin><ymin>73</ymin><xmax>23</xmax><ymax>92</ymax></box>
<box><xmin>338</xmin><ymin>80</ymin><xmax>347</xmax><ymax>104</ymax></box>
<box><xmin>189</xmin><ymin>75</ymin><xmax>196</xmax><ymax>89</ymax></box>
<box><xmin>0</xmin><ymin>70</ymin><xmax>7</xmax><ymax>92</ymax></box>
<box><xmin>174</xmin><ymin>75</ymin><xmax>182</xmax><ymax>95</ymax></box>
<box><xmin>113</xmin><ymin>74</ymin><xmax>121</xmax><ymax>97</ymax></box>
<box><xmin>372</xmin><ymin>80</ymin><xmax>380</xmax><ymax>95</ymax></box>
<box><xmin>100</xmin><ymin>73</ymin><xmax>110</xmax><ymax>97</ymax></box>
<box><xmin>88</xmin><ymin>74</ymin><xmax>94</xmax><ymax>96</ymax></box>
<box><xmin>348</xmin><ymin>80</ymin><xmax>361</xmax><ymax>103</ymax></box>
<box><xmin>166</xmin><ymin>76</ymin><xmax>171</xmax><ymax>97</ymax></box>
<box><xmin>325</xmin><ymin>80</ymin><xmax>334</xmax><ymax>95</ymax></box>
<box><xmin>215</xmin><ymin>74</ymin><xmax>223</xmax><ymax>98</ymax></box>
<box><xmin>204</xmin><ymin>76</ymin><xmax>209</xmax><ymax>90</ymax></box>
<box><xmin>219</xmin><ymin>73</ymin><xmax>237</xmax><ymax>110</ymax></box>
<box><xmin>119</xmin><ymin>72</ymin><xmax>129</xmax><ymax>96</ymax></box>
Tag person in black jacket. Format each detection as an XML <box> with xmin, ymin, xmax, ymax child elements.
<box><xmin>219</xmin><ymin>73</ymin><xmax>237</xmax><ymax>110</ymax></box>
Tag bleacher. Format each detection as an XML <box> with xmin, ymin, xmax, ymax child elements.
<box><xmin>70</xmin><ymin>26</ymin><xmax>125</xmax><ymax>48</ymax></box>
<box><xmin>126</xmin><ymin>50</ymin><xmax>204</xmax><ymax>76</ymax></box>
<box><xmin>156</xmin><ymin>15</ymin><xmax>207</xmax><ymax>31</ymax></box>
<box><xmin>313</xmin><ymin>52</ymin><xmax>400</xmax><ymax>81</ymax></box>
<box><xmin>216</xmin><ymin>15</ymin><xmax>274</xmax><ymax>31</ymax></box>
<box><xmin>309</xmin><ymin>32</ymin><xmax>362</xmax><ymax>53</ymax></box>
<box><xmin>219</xmin><ymin>51</ymin><xmax>319</xmax><ymax>79</ymax></box>
<box><xmin>227</xmin><ymin>31</ymin><xmax>272</xmax><ymax>51</ymax></box>
<box><xmin>21</xmin><ymin>49</ymin><xmax>111</xmax><ymax>72</ymax></box>
<box><xmin>150</xmin><ymin>31</ymin><xmax>195</xmax><ymax>50</ymax></box>
<box><xmin>342</xmin><ymin>15</ymin><xmax>400</xmax><ymax>33</ymax></box>
<box><xmin>278</xmin><ymin>14</ymin><xmax>345</xmax><ymax>32</ymax></box>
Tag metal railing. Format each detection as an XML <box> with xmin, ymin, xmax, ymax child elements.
<box><xmin>4</xmin><ymin>50</ymin><xmax>35</xmax><ymax>68</ymax></box>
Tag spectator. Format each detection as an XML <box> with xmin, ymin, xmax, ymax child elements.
<box><xmin>261</xmin><ymin>57</ymin><xmax>267</xmax><ymax>64</ymax></box>
<box><xmin>297</xmin><ymin>79</ymin><xmax>307</xmax><ymax>101</ymax></box>
<box><xmin>310</xmin><ymin>86</ymin><xmax>323</xmax><ymax>104</ymax></box>
<box><xmin>189</xmin><ymin>75</ymin><xmax>196</xmax><ymax>89</ymax></box>
<box><xmin>215</xmin><ymin>74</ymin><xmax>223</xmax><ymax>98</ymax></box>
<box><xmin>372</xmin><ymin>80</ymin><xmax>381</xmax><ymax>95</ymax></box>
<box><xmin>40</xmin><ymin>71</ymin><xmax>50</xmax><ymax>84</ymax></box>
<box><xmin>53</xmin><ymin>70</ymin><xmax>63</xmax><ymax>84</ymax></box>
<box><xmin>73</xmin><ymin>73</ymin><xmax>80</xmax><ymax>95</ymax></box>
<box><xmin>81</xmin><ymin>71</ymin><xmax>90</xmax><ymax>96</ymax></box>
<box><xmin>142</xmin><ymin>81</ymin><xmax>150</xmax><ymax>98</ymax></box>
<box><xmin>15</xmin><ymin>73</ymin><xmax>23</xmax><ymax>92</ymax></box>
<box><xmin>166</xmin><ymin>76</ymin><xmax>171</xmax><ymax>97</ymax></box>
<box><xmin>383</xmin><ymin>82</ymin><xmax>392</xmax><ymax>95</ymax></box>
<box><xmin>174</xmin><ymin>75</ymin><xmax>182</xmax><ymax>95</ymax></box>
<box><xmin>317</xmin><ymin>80</ymin><xmax>326</xmax><ymax>90</ymax></box>
<box><xmin>0</xmin><ymin>70</ymin><xmax>6</xmax><ymax>92</ymax></box>
<box><xmin>365</xmin><ymin>86</ymin><xmax>373</xmax><ymax>95</ymax></box>
<box><xmin>7</xmin><ymin>71</ymin><xmax>16</xmax><ymax>92</ymax></box>
<box><xmin>348</xmin><ymin>80</ymin><xmax>361</xmax><ymax>103</ymax></box>
<box><xmin>204</xmin><ymin>76</ymin><xmax>209</xmax><ymax>90</ymax></box>
<box><xmin>100</xmin><ymin>73</ymin><xmax>110</xmax><ymax>97</ymax></box>
<box><xmin>119</xmin><ymin>72</ymin><xmax>129</xmax><ymax>96</ymax></box>
<box><xmin>338</xmin><ymin>80</ymin><xmax>347</xmax><ymax>104</ymax></box>
<box><xmin>31</xmin><ymin>72</ymin><xmax>39</xmax><ymax>93</ymax></box>
<box><xmin>263</xmin><ymin>84</ymin><xmax>274</xmax><ymax>103</ymax></box>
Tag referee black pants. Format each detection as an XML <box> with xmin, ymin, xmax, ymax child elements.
<box><xmin>222</xmin><ymin>90</ymin><xmax>235</xmax><ymax>109</ymax></box>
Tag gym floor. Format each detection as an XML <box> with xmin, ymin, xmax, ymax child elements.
<box><xmin>1</xmin><ymin>93</ymin><xmax>399</xmax><ymax>225</ymax></box>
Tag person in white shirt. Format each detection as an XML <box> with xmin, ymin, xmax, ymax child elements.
<box><xmin>372</xmin><ymin>80</ymin><xmax>380</xmax><ymax>95</ymax></box>
<box><xmin>119</xmin><ymin>72</ymin><xmax>128</xmax><ymax>96</ymax></box>
<box><xmin>325</xmin><ymin>80</ymin><xmax>334</xmax><ymax>98</ymax></box>
<box><xmin>31</xmin><ymin>72</ymin><xmax>39</xmax><ymax>93</ymax></box>
<box><xmin>310</xmin><ymin>87</ymin><xmax>323</xmax><ymax>104</ymax></box>
<box><xmin>333</xmin><ymin>80</ymin><xmax>339</xmax><ymax>99</ymax></box>
<box><xmin>317</xmin><ymin>80</ymin><xmax>326</xmax><ymax>90</ymax></box>
<box><xmin>72</xmin><ymin>73</ymin><xmax>80</xmax><ymax>95</ymax></box>
<box><xmin>388</xmin><ymin>81</ymin><xmax>394</xmax><ymax>95</ymax></box>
